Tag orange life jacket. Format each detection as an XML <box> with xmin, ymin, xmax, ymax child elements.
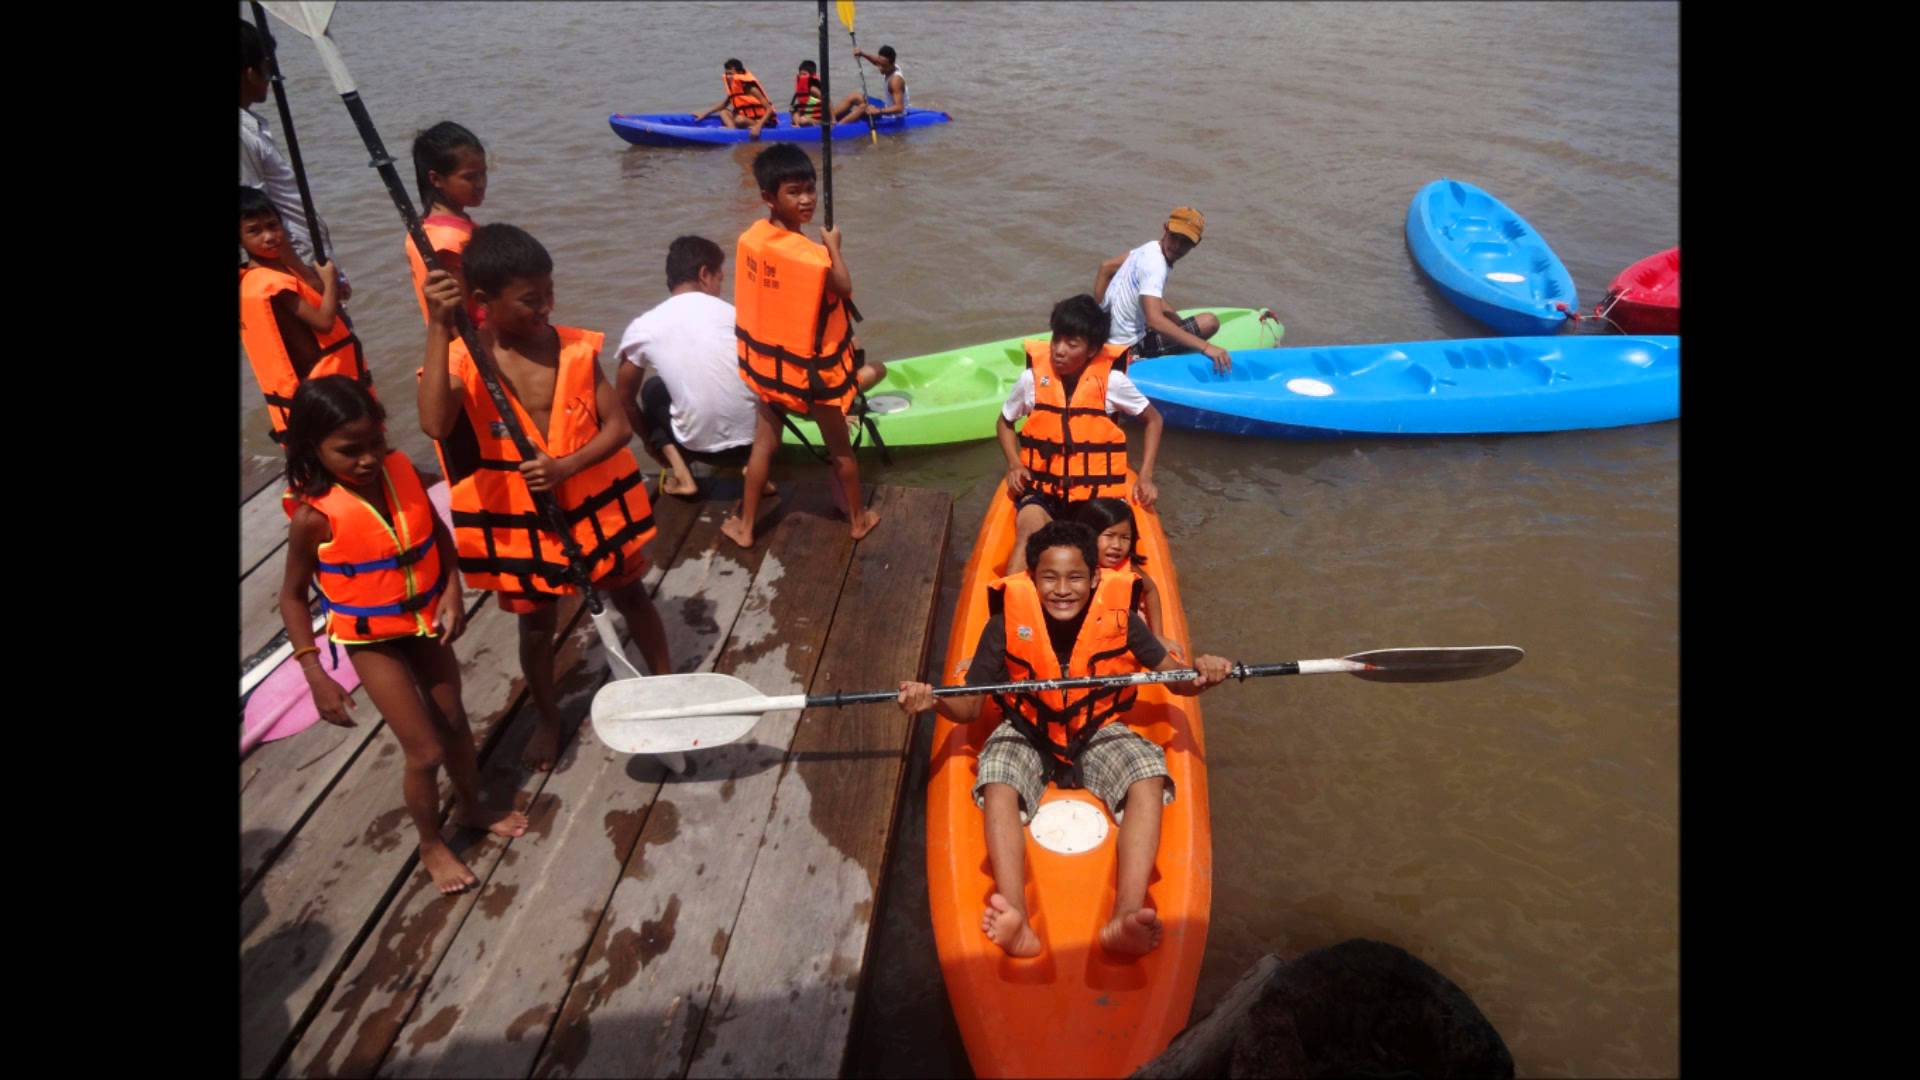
<box><xmin>405</xmin><ymin>213</ymin><xmax>486</xmax><ymax>327</ymax></box>
<box><xmin>734</xmin><ymin>218</ymin><xmax>856</xmax><ymax>414</ymax></box>
<box><xmin>791</xmin><ymin>71</ymin><xmax>822</xmax><ymax>120</ymax></box>
<box><xmin>239</xmin><ymin>263</ymin><xmax>372</xmax><ymax>444</ymax></box>
<box><xmin>442</xmin><ymin>326</ymin><xmax>657</xmax><ymax>596</ymax></box>
<box><xmin>725</xmin><ymin>70</ymin><xmax>769</xmax><ymax>120</ymax></box>
<box><xmin>283</xmin><ymin>450</ymin><xmax>446</xmax><ymax>644</ymax></box>
<box><xmin>1017</xmin><ymin>340</ymin><xmax>1133</xmax><ymax>502</ymax></box>
<box><xmin>990</xmin><ymin>569</ymin><xmax>1145</xmax><ymax>787</ymax></box>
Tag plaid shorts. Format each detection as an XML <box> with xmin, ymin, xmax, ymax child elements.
<box><xmin>972</xmin><ymin>720</ymin><xmax>1174</xmax><ymax>824</ymax></box>
<box><xmin>1134</xmin><ymin>315</ymin><xmax>1205</xmax><ymax>360</ymax></box>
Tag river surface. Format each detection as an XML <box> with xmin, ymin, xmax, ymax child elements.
<box><xmin>241</xmin><ymin>3</ymin><xmax>1678</xmax><ymax>1075</ymax></box>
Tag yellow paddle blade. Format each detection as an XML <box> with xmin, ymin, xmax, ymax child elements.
<box><xmin>836</xmin><ymin>0</ymin><xmax>856</xmax><ymax>31</ymax></box>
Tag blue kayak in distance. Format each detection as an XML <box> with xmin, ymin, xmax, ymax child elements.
<box><xmin>610</xmin><ymin>98</ymin><xmax>952</xmax><ymax>147</ymax></box>
<box><xmin>1407</xmin><ymin>178</ymin><xmax>1577</xmax><ymax>336</ymax></box>
<box><xmin>1128</xmin><ymin>336</ymin><xmax>1678</xmax><ymax>438</ymax></box>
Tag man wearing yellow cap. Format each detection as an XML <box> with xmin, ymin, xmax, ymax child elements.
<box><xmin>1094</xmin><ymin>207</ymin><xmax>1231</xmax><ymax>373</ymax></box>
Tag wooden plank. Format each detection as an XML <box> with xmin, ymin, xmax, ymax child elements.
<box><xmin>240</xmin><ymin>493</ymin><xmax>700</xmax><ymax>1078</ymax></box>
<box><xmin>242</xmin><ymin>544</ymin><xmax>303</xmax><ymax>666</ymax></box>
<box><xmin>243</xmin><ymin>478</ymin><xmax>290</xmax><ymax>578</ymax></box>
<box><xmin>687</xmin><ymin>485</ymin><xmax>950</xmax><ymax>1078</ymax></box>
<box><xmin>533</xmin><ymin>486</ymin><xmax>860</xmax><ymax>1079</ymax></box>
<box><xmin>244</xmin><ymin>453</ymin><xmax>284</xmax><ymax>504</ymax></box>
<box><xmin>239</xmin><ymin>496</ymin><xmax>700</xmax><ymax>899</ymax></box>
<box><xmin>296</xmin><ymin>496</ymin><xmax>764</xmax><ymax>1079</ymax></box>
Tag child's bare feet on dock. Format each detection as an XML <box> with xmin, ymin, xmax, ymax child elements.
<box><xmin>849</xmin><ymin>508</ymin><xmax>881</xmax><ymax>541</ymax></box>
<box><xmin>454</xmin><ymin>803</ymin><xmax>530</xmax><ymax>838</ymax></box>
<box><xmin>523</xmin><ymin>719</ymin><xmax>563</xmax><ymax>772</ymax></box>
<box><xmin>719</xmin><ymin>514</ymin><xmax>754</xmax><ymax>548</ymax></box>
<box><xmin>981</xmin><ymin>893</ymin><xmax>1042</xmax><ymax>957</ymax></box>
<box><xmin>1098</xmin><ymin>907</ymin><xmax>1162</xmax><ymax>957</ymax></box>
<box><xmin>420</xmin><ymin>838</ymin><xmax>479</xmax><ymax>895</ymax></box>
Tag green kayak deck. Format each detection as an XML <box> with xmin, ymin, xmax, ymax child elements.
<box><xmin>781</xmin><ymin>307</ymin><xmax>1283</xmax><ymax>449</ymax></box>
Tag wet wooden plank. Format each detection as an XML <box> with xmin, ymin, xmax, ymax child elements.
<box><xmin>240</xmin><ymin>495</ymin><xmax>699</xmax><ymax>1079</ymax></box>
<box><xmin>687</xmin><ymin>485</ymin><xmax>950</xmax><ymax>1078</ymax></box>
<box><xmin>243</xmin><ymin>478</ymin><xmax>290</xmax><ymax>577</ymax></box>
<box><xmin>299</xmin><ymin>496</ymin><xmax>764</xmax><ymax>1079</ymax></box>
<box><xmin>244</xmin><ymin>453</ymin><xmax>284</xmax><ymax>504</ymax></box>
<box><xmin>533</xmin><ymin>487</ymin><xmax>860</xmax><ymax>1079</ymax></box>
<box><xmin>242</xmin><ymin>544</ymin><xmax>303</xmax><ymax>666</ymax></box>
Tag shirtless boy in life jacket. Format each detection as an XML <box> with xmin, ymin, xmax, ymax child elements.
<box><xmin>695</xmin><ymin>59</ymin><xmax>775</xmax><ymax>139</ymax></box>
<box><xmin>896</xmin><ymin>522</ymin><xmax>1231</xmax><ymax>958</ymax></box>
<box><xmin>997</xmin><ymin>294</ymin><xmax>1165</xmax><ymax>574</ymax></box>
<box><xmin>723</xmin><ymin>143</ymin><xmax>881</xmax><ymax>548</ymax></box>
<box><xmin>418</xmin><ymin>225</ymin><xmax>673</xmax><ymax>772</ymax></box>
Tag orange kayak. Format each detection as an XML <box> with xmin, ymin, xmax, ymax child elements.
<box><xmin>926</xmin><ymin>478</ymin><xmax>1211</xmax><ymax>1077</ymax></box>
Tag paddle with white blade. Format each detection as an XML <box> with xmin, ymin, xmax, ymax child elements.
<box><xmin>265</xmin><ymin>1</ymin><xmax>684</xmax><ymax>771</ymax></box>
<box><xmin>591</xmin><ymin>646</ymin><xmax>1525</xmax><ymax>755</ymax></box>
<box><xmin>261</xmin><ymin>1</ymin><xmax>655</xmax><ymax>694</ymax></box>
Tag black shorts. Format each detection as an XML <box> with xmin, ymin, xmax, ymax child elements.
<box><xmin>1007</xmin><ymin>488</ymin><xmax>1068</xmax><ymax>520</ymax></box>
<box><xmin>640</xmin><ymin>376</ymin><xmax>752</xmax><ymax>467</ymax></box>
<box><xmin>1134</xmin><ymin>315</ymin><xmax>1205</xmax><ymax>360</ymax></box>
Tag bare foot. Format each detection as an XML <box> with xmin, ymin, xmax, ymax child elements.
<box><xmin>523</xmin><ymin>719</ymin><xmax>562</xmax><ymax>772</ymax></box>
<box><xmin>661</xmin><ymin>471</ymin><xmax>699</xmax><ymax>497</ymax></box>
<box><xmin>849</xmin><ymin>507</ymin><xmax>881</xmax><ymax>541</ymax></box>
<box><xmin>1098</xmin><ymin>907</ymin><xmax>1163</xmax><ymax>957</ymax></box>
<box><xmin>420</xmin><ymin>838</ymin><xmax>479</xmax><ymax>895</ymax></box>
<box><xmin>454</xmin><ymin>803</ymin><xmax>530</xmax><ymax>838</ymax></box>
<box><xmin>719</xmin><ymin>514</ymin><xmax>754</xmax><ymax>549</ymax></box>
<box><xmin>980</xmin><ymin>893</ymin><xmax>1042</xmax><ymax>958</ymax></box>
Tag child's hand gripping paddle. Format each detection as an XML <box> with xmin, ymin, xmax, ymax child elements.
<box><xmin>263</xmin><ymin>1</ymin><xmax>681</xmax><ymax>770</ymax></box>
<box><xmin>590</xmin><ymin>646</ymin><xmax>1526</xmax><ymax>756</ymax></box>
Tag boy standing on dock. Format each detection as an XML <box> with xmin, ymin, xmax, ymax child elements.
<box><xmin>722</xmin><ymin>144</ymin><xmax>880</xmax><ymax>548</ymax></box>
<box><xmin>896</xmin><ymin>522</ymin><xmax>1230</xmax><ymax>958</ymax></box>
<box><xmin>419</xmin><ymin>225</ymin><xmax>672</xmax><ymax>772</ymax></box>
<box><xmin>996</xmin><ymin>295</ymin><xmax>1164</xmax><ymax>574</ymax></box>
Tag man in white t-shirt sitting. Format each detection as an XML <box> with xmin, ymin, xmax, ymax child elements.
<box><xmin>1095</xmin><ymin>206</ymin><xmax>1229</xmax><ymax>373</ymax></box>
<box><xmin>615</xmin><ymin>236</ymin><xmax>765</xmax><ymax>498</ymax></box>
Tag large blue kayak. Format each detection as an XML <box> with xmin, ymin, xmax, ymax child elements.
<box><xmin>610</xmin><ymin>98</ymin><xmax>952</xmax><ymax>147</ymax></box>
<box><xmin>1128</xmin><ymin>336</ymin><xmax>1678</xmax><ymax>438</ymax></box>
<box><xmin>1407</xmin><ymin>178</ymin><xmax>1577</xmax><ymax>336</ymax></box>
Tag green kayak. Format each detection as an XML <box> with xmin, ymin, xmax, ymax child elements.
<box><xmin>781</xmin><ymin>307</ymin><xmax>1283</xmax><ymax>449</ymax></box>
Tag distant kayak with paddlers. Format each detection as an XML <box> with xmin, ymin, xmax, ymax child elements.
<box><xmin>782</xmin><ymin>307</ymin><xmax>1282</xmax><ymax>450</ymax></box>
<box><xmin>1129</xmin><ymin>335</ymin><xmax>1679</xmax><ymax>437</ymax></box>
<box><xmin>1406</xmin><ymin>178</ymin><xmax>1577</xmax><ymax>336</ymax></box>
<box><xmin>609</xmin><ymin>97</ymin><xmax>951</xmax><ymax>147</ymax></box>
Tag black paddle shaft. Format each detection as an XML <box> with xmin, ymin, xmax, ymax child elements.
<box><xmin>332</xmin><ymin>90</ymin><xmax>603</xmax><ymax>609</ymax></box>
<box><xmin>249</xmin><ymin>1</ymin><xmax>327</xmax><ymax>261</ymax></box>
<box><xmin>799</xmin><ymin>662</ymin><xmax>1303</xmax><ymax>709</ymax></box>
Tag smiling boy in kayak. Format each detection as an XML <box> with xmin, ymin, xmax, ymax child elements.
<box><xmin>996</xmin><ymin>294</ymin><xmax>1164</xmax><ymax>574</ymax></box>
<box><xmin>897</xmin><ymin>522</ymin><xmax>1231</xmax><ymax>958</ymax></box>
<box><xmin>418</xmin><ymin>225</ymin><xmax>672</xmax><ymax>772</ymax></box>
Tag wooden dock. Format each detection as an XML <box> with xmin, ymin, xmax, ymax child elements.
<box><xmin>240</xmin><ymin>462</ymin><xmax>952</xmax><ymax>1078</ymax></box>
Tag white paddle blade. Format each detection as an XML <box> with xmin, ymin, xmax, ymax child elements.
<box><xmin>590</xmin><ymin>673</ymin><xmax>770</xmax><ymax>755</ymax></box>
<box><xmin>590</xmin><ymin>608</ymin><xmax>644</xmax><ymax>681</ymax></box>
<box><xmin>260</xmin><ymin>1</ymin><xmax>336</xmax><ymax>38</ymax></box>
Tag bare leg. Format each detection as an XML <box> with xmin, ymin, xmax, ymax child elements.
<box><xmin>979</xmin><ymin>784</ymin><xmax>1042</xmax><ymax>957</ymax></box>
<box><xmin>814</xmin><ymin>406</ymin><xmax>879</xmax><ymax>540</ymax></box>
<box><xmin>718</xmin><ymin>109</ymin><xmax>742</xmax><ymax>129</ymax></box>
<box><xmin>1100</xmin><ymin>776</ymin><xmax>1166</xmax><ymax>957</ymax></box>
<box><xmin>855</xmin><ymin>358</ymin><xmax>886</xmax><ymax>392</ymax></box>
<box><xmin>659</xmin><ymin>443</ymin><xmax>698</xmax><ymax>496</ymax></box>
<box><xmin>721</xmin><ymin>402</ymin><xmax>782</xmax><ymax>548</ymax></box>
<box><xmin>607</xmin><ymin>577</ymin><xmax>672</xmax><ymax>676</ymax></box>
<box><xmin>1006</xmin><ymin>503</ymin><xmax>1054</xmax><ymax>574</ymax></box>
<box><xmin>412</xmin><ymin>636</ymin><xmax>528</xmax><ymax>838</ymax></box>
<box><xmin>831</xmin><ymin>93</ymin><xmax>867</xmax><ymax>123</ymax></box>
<box><xmin>1193</xmin><ymin>312</ymin><xmax>1221</xmax><ymax>340</ymax></box>
<box><xmin>348</xmin><ymin>641</ymin><xmax>480</xmax><ymax>894</ymax></box>
<box><xmin>515</xmin><ymin>603</ymin><xmax>564</xmax><ymax>772</ymax></box>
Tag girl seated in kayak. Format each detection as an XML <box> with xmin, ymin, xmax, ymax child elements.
<box><xmin>406</xmin><ymin>121</ymin><xmax>488</xmax><ymax>327</ymax></box>
<box><xmin>895</xmin><ymin>522</ymin><xmax>1230</xmax><ymax>958</ymax></box>
<box><xmin>1069</xmin><ymin>496</ymin><xmax>1167</xmax><ymax>639</ymax></box>
<box><xmin>278</xmin><ymin>375</ymin><xmax>527</xmax><ymax>895</ymax></box>
<box><xmin>789</xmin><ymin>59</ymin><xmax>823</xmax><ymax>126</ymax></box>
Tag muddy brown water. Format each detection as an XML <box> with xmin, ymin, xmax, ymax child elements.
<box><xmin>240</xmin><ymin>2</ymin><xmax>1677</xmax><ymax>1075</ymax></box>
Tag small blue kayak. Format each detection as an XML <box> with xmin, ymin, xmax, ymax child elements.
<box><xmin>1128</xmin><ymin>336</ymin><xmax>1678</xmax><ymax>438</ymax></box>
<box><xmin>1407</xmin><ymin>178</ymin><xmax>1577</xmax><ymax>336</ymax></box>
<box><xmin>609</xmin><ymin>98</ymin><xmax>952</xmax><ymax>147</ymax></box>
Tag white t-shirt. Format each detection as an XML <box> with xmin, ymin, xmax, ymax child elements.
<box><xmin>616</xmin><ymin>290</ymin><xmax>760</xmax><ymax>453</ymax></box>
<box><xmin>240</xmin><ymin>106</ymin><xmax>334</xmax><ymax>270</ymax></box>
<box><xmin>1001</xmin><ymin>366</ymin><xmax>1151</xmax><ymax>422</ymax></box>
<box><xmin>1100</xmin><ymin>239</ymin><xmax>1170</xmax><ymax>347</ymax></box>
